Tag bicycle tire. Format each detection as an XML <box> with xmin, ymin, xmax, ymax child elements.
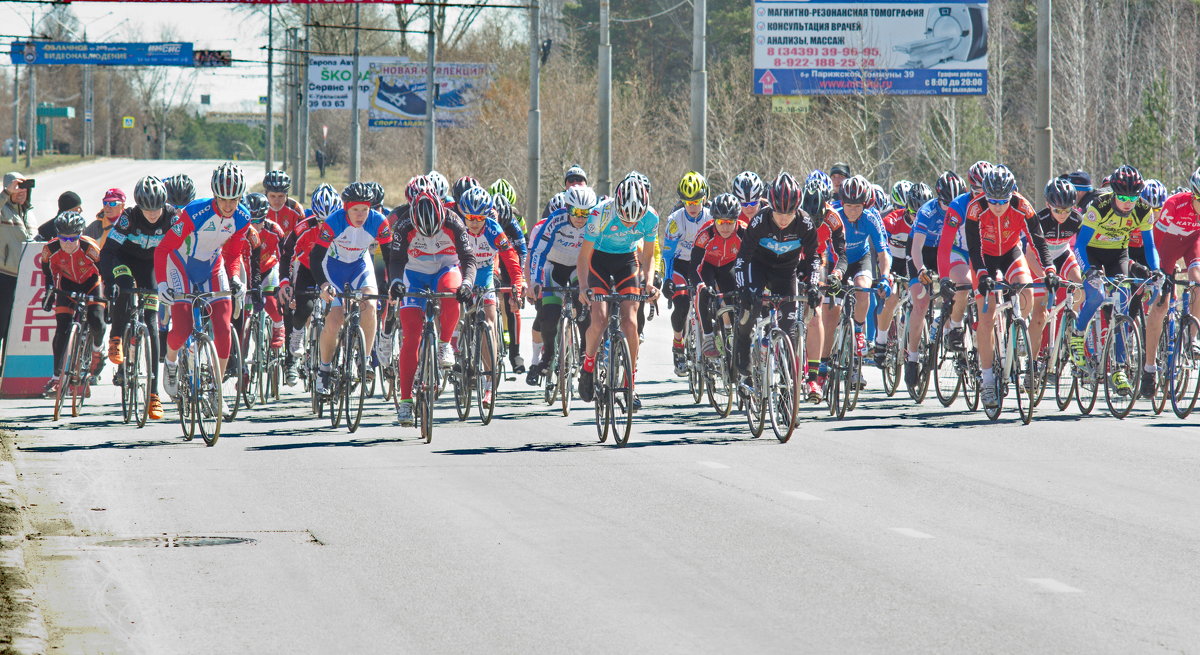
<box><xmin>745</xmin><ymin>336</ymin><xmax>767</xmax><ymax>436</ymax></box>
<box><xmin>767</xmin><ymin>330</ymin><xmax>800</xmax><ymax>443</ymax></box>
<box><xmin>1150</xmin><ymin>323</ymin><xmax>1169</xmax><ymax>415</ymax></box>
<box><xmin>1075</xmin><ymin>319</ymin><xmax>1101</xmax><ymax>415</ymax></box>
<box><xmin>1103</xmin><ymin>315</ymin><xmax>1142</xmax><ymax>419</ymax></box>
<box><xmin>910</xmin><ymin>320</ymin><xmax>932</xmax><ymax>403</ymax></box>
<box><xmin>221</xmin><ymin>328</ymin><xmax>242</xmax><ymax>423</ymax></box>
<box><xmin>609</xmin><ymin>337</ymin><xmax>634</xmax><ymax>447</ymax></box>
<box><xmin>1052</xmin><ymin>310</ymin><xmax>1077</xmax><ymax>412</ymax></box>
<box><xmin>243</xmin><ymin>318</ymin><xmax>261</xmax><ymax>409</ymax></box>
<box><xmin>687</xmin><ymin>316</ymin><xmax>703</xmax><ymax>404</ymax></box>
<box><xmin>418</xmin><ymin>332</ymin><xmax>437</xmax><ymax>443</ymax></box>
<box><xmin>558</xmin><ymin>315</ymin><xmax>574</xmax><ymax>415</ymax></box>
<box><xmin>837</xmin><ymin>321</ymin><xmax>857</xmax><ymax>419</ymax></box>
<box><xmin>120</xmin><ymin>323</ymin><xmax>134</xmax><ymax>424</ymax></box>
<box><xmin>706</xmin><ymin>320</ymin><xmax>734</xmax><ymax>418</ymax></box>
<box><xmin>932</xmin><ymin>319</ymin><xmax>960</xmax><ymax>407</ymax></box>
<box><xmin>476</xmin><ymin>319</ymin><xmax>496</xmax><ymax>425</ymax></box>
<box><xmin>983</xmin><ymin>318</ymin><xmax>1005</xmax><ymax>421</ymax></box>
<box><xmin>1011</xmin><ymin>320</ymin><xmax>1035</xmax><ymax>425</ymax></box>
<box><xmin>452</xmin><ymin>324</ymin><xmax>472</xmax><ymax>422</ymax></box>
<box><xmin>345</xmin><ymin>325</ymin><xmax>367</xmax><ymax>433</ymax></box>
<box><xmin>52</xmin><ymin>323</ymin><xmax>79</xmax><ymax>421</ymax></box>
<box><xmin>194</xmin><ymin>335</ymin><xmax>223</xmax><ymax>446</ymax></box>
<box><xmin>1170</xmin><ymin>315</ymin><xmax>1200</xmax><ymax>418</ymax></box>
<box><xmin>177</xmin><ymin>346</ymin><xmax>194</xmax><ymax>440</ymax></box>
<box><xmin>70</xmin><ymin>324</ymin><xmax>92</xmax><ymax>417</ymax></box>
<box><xmin>594</xmin><ymin>343</ymin><xmax>610</xmax><ymax>444</ymax></box>
<box><xmin>132</xmin><ymin>323</ymin><xmax>152</xmax><ymax>428</ymax></box>
<box><xmin>882</xmin><ymin>317</ymin><xmax>901</xmax><ymax>397</ymax></box>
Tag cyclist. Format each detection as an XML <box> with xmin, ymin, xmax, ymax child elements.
<box><xmin>937</xmin><ymin>161</ymin><xmax>994</xmax><ymax>351</ymax></box>
<box><xmin>1063</xmin><ymin>170</ymin><xmax>1103</xmax><ymax>211</ymax></box>
<box><xmin>156</xmin><ymin>162</ymin><xmax>255</xmax><ymax>398</ymax></box>
<box><xmin>731</xmin><ymin>171</ymin><xmax>764</xmax><ymax>225</ymax></box>
<box><xmin>691</xmin><ymin>193</ymin><xmax>744</xmax><ymax>357</ymax></box>
<box><xmin>39</xmin><ymin>212</ymin><xmax>105</xmax><ymax>397</ymax></box>
<box><xmin>308</xmin><ymin>182</ymin><xmax>393</xmax><ymax>395</ymax></box>
<box><xmin>488</xmin><ymin>178</ymin><xmax>529</xmax><ymax>373</ymax></box>
<box><xmin>825</xmin><ymin>175</ymin><xmax>890</xmax><ymax>387</ymax></box>
<box><xmin>874</xmin><ymin>181</ymin><xmax>932</xmax><ymax>366</ymax></box>
<box><xmin>101</xmin><ymin>176</ymin><xmax>174</xmax><ymax>420</ymax></box>
<box><xmin>1026</xmin><ymin>177</ymin><xmax>1085</xmax><ymax>362</ymax></box>
<box><xmin>428</xmin><ymin>170</ymin><xmax>453</xmax><ymax>205</ymax></box>
<box><xmin>732</xmin><ymin>171</ymin><xmax>819</xmax><ymax>391</ymax></box>
<box><xmin>85</xmin><ymin>188</ymin><xmax>124</xmax><ymax>249</ymax></box>
<box><xmin>524</xmin><ymin>185</ymin><xmax>595</xmax><ymax>387</ymax></box>
<box><xmin>1070</xmin><ymin>166</ymin><xmax>1159</xmax><ymax>396</ymax></box>
<box><xmin>1141</xmin><ymin>173</ymin><xmax>1195</xmax><ymax>395</ymax></box>
<box><xmin>279</xmin><ymin>184</ymin><xmax>342</xmax><ymax>383</ymax></box>
<box><xmin>910</xmin><ymin>171</ymin><xmax>967</xmax><ymax>386</ymax></box>
<box><xmin>830</xmin><ymin>163</ymin><xmax>851</xmax><ymax>197</ymax></box>
<box><xmin>458</xmin><ymin>186</ymin><xmax>525</xmax><ymax>407</ymax></box>
<box><xmin>163</xmin><ymin>175</ymin><xmax>196</xmax><ymax>209</ymax></box>
<box><xmin>966</xmin><ymin>165</ymin><xmax>1056</xmax><ymax>409</ymax></box>
<box><xmin>387</xmin><ymin>191</ymin><xmax>477</xmax><ymax>426</ymax></box>
<box><xmin>577</xmin><ymin>175</ymin><xmax>659</xmax><ymax>408</ymax></box>
<box><xmin>664</xmin><ymin>171</ymin><xmax>712</xmax><ymax>377</ymax></box>
<box><xmin>889</xmin><ymin>180</ymin><xmax>914</xmax><ymax>217</ymax></box>
<box><xmin>803</xmin><ymin>172</ymin><xmax>848</xmax><ymax>400</ymax></box>
<box><xmin>240</xmin><ymin>193</ymin><xmax>286</xmax><ymax>350</ymax></box>
<box><xmin>542</xmin><ymin>165</ymin><xmax>588</xmax><ymax>218</ymax></box>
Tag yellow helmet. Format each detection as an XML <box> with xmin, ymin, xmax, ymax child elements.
<box><xmin>677</xmin><ymin>171</ymin><xmax>708</xmax><ymax>201</ymax></box>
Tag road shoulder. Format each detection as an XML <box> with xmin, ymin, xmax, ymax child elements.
<box><xmin>0</xmin><ymin>430</ymin><xmax>47</xmax><ymax>655</ymax></box>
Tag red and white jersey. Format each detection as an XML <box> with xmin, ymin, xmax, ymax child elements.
<box><xmin>1155</xmin><ymin>192</ymin><xmax>1200</xmax><ymax>237</ymax></box>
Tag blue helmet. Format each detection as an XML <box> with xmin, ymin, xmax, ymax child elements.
<box><xmin>310</xmin><ymin>184</ymin><xmax>343</xmax><ymax>220</ymax></box>
<box><xmin>458</xmin><ymin>186</ymin><xmax>494</xmax><ymax>216</ymax></box>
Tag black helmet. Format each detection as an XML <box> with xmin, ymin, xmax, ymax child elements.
<box><xmin>935</xmin><ymin>171</ymin><xmax>966</xmax><ymax>204</ymax></box>
<box><xmin>493</xmin><ymin>193</ymin><xmax>514</xmax><ymax>225</ymax></box>
<box><xmin>1045</xmin><ymin>177</ymin><xmax>1076</xmax><ymax>209</ymax></box>
<box><xmin>710</xmin><ymin>193</ymin><xmax>739</xmax><ymax>220</ymax></box>
<box><xmin>262</xmin><ymin>170</ymin><xmax>292</xmax><ymax>193</ymax></box>
<box><xmin>54</xmin><ymin>211</ymin><xmax>87</xmax><ymax>235</ymax></box>
<box><xmin>981</xmin><ymin>166</ymin><xmax>1017</xmax><ymax>201</ymax></box>
<box><xmin>341</xmin><ymin>182</ymin><xmax>374</xmax><ymax>204</ymax></box>
<box><xmin>768</xmin><ymin>172</ymin><xmax>803</xmax><ymax>214</ymax></box>
<box><xmin>133</xmin><ymin>176</ymin><xmax>167</xmax><ymax>211</ymax></box>
<box><xmin>905</xmin><ymin>182</ymin><xmax>935</xmax><ymax>214</ymax></box>
<box><xmin>163</xmin><ymin>174</ymin><xmax>196</xmax><ymax>207</ymax></box>
<box><xmin>244</xmin><ymin>192</ymin><xmax>269</xmax><ymax>219</ymax></box>
<box><xmin>452</xmin><ymin>176</ymin><xmax>481</xmax><ymax>203</ymax></box>
<box><xmin>365</xmin><ymin>182</ymin><xmax>385</xmax><ymax>208</ymax></box>
<box><xmin>1108</xmin><ymin>165</ymin><xmax>1144</xmax><ymax>196</ymax></box>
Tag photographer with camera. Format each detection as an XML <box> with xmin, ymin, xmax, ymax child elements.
<box><xmin>0</xmin><ymin>171</ymin><xmax>36</xmax><ymax>347</ymax></box>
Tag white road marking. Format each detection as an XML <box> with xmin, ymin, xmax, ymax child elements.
<box><xmin>890</xmin><ymin>528</ymin><xmax>934</xmax><ymax>539</ymax></box>
<box><xmin>783</xmin><ymin>491</ymin><xmax>823</xmax><ymax>501</ymax></box>
<box><xmin>1026</xmin><ymin>578</ymin><xmax>1083</xmax><ymax>593</ymax></box>
<box><xmin>697</xmin><ymin>461</ymin><xmax>730</xmax><ymax>469</ymax></box>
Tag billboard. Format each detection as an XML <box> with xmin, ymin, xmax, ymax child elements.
<box><xmin>0</xmin><ymin>245</ymin><xmax>54</xmax><ymax>398</ymax></box>
<box><xmin>10</xmin><ymin>41</ymin><xmax>193</xmax><ymax>66</ymax></box>
<box><xmin>753</xmin><ymin>1</ymin><xmax>988</xmax><ymax>96</ymax></box>
<box><xmin>307</xmin><ymin>56</ymin><xmax>394</xmax><ymax>110</ymax></box>
<box><xmin>367</xmin><ymin>61</ymin><xmax>495</xmax><ymax>128</ymax></box>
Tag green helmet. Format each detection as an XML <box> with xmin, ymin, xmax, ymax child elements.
<box><xmin>488</xmin><ymin>178</ymin><xmax>518</xmax><ymax>206</ymax></box>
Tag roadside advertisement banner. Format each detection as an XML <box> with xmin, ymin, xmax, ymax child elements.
<box><xmin>1</xmin><ymin>244</ymin><xmax>55</xmax><ymax>398</ymax></box>
<box><xmin>10</xmin><ymin>41</ymin><xmax>193</xmax><ymax>67</ymax></box>
<box><xmin>752</xmin><ymin>1</ymin><xmax>988</xmax><ymax>96</ymax></box>
<box><xmin>367</xmin><ymin>61</ymin><xmax>495</xmax><ymax>128</ymax></box>
<box><xmin>307</xmin><ymin>56</ymin><xmax>398</xmax><ymax>110</ymax></box>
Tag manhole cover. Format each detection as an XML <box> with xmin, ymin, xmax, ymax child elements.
<box><xmin>97</xmin><ymin>536</ymin><xmax>256</xmax><ymax>548</ymax></box>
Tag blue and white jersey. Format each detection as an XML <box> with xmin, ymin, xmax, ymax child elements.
<box><xmin>528</xmin><ymin>209</ymin><xmax>588</xmax><ymax>284</ymax></box>
<box><xmin>662</xmin><ymin>206</ymin><xmax>712</xmax><ymax>279</ymax></box>
<box><xmin>315</xmin><ymin>208</ymin><xmax>392</xmax><ymax>264</ymax></box>
<box><xmin>837</xmin><ymin>205</ymin><xmax>886</xmax><ymax>263</ymax></box>
<box><xmin>584</xmin><ymin>199</ymin><xmax>659</xmax><ymax>255</ymax></box>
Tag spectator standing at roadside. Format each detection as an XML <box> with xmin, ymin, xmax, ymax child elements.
<box><xmin>0</xmin><ymin>171</ymin><xmax>36</xmax><ymax>348</ymax></box>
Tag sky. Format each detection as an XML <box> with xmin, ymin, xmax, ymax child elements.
<box><xmin>1</xmin><ymin>1</ymin><xmax>274</xmax><ymax>112</ymax></box>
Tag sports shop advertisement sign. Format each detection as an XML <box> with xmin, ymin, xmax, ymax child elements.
<box><xmin>753</xmin><ymin>1</ymin><xmax>988</xmax><ymax>96</ymax></box>
<box><xmin>367</xmin><ymin>61</ymin><xmax>494</xmax><ymax>129</ymax></box>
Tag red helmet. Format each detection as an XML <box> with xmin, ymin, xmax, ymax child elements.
<box><xmin>768</xmin><ymin>172</ymin><xmax>802</xmax><ymax>214</ymax></box>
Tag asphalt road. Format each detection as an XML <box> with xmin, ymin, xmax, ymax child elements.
<box><xmin>34</xmin><ymin>158</ymin><xmax>266</xmax><ymax>212</ymax></box>
<box><xmin>3</xmin><ymin>298</ymin><xmax>1200</xmax><ymax>654</ymax></box>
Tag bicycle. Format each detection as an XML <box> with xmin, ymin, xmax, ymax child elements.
<box><xmin>590</xmin><ymin>291</ymin><xmax>648</xmax><ymax>447</ymax></box>
<box><xmin>1160</xmin><ymin>278</ymin><xmax>1200</xmax><ymax>418</ymax></box>
<box><xmin>700</xmin><ymin>289</ymin><xmax>736</xmax><ymax>418</ymax></box>
<box><xmin>323</xmin><ymin>285</ymin><xmax>388</xmax><ymax>433</ymax></box>
<box><xmin>395</xmin><ymin>290</ymin><xmax>457</xmax><ymax>443</ymax></box>
<box><xmin>50</xmin><ymin>289</ymin><xmax>102</xmax><ymax>421</ymax></box>
<box><xmin>1041</xmin><ymin>281</ymin><xmax>1082</xmax><ymax>411</ymax></box>
<box><xmin>879</xmin><ymin>276</ymin><xmax>910</xmax><ymax>398</ymax></box>
<box><xmin>681</xmin><ymin>283</ymin><xmax>706</xmax><ymax>405</ymax></box>
<box><xmin>740</xmin><ymin>293</ymin><xmax>803</xmax><ymax>443</ymax></box>
<box><xmin>824</xmin><ymin>284</ymin><xmax>880</xmax><ymax>419</ymax></box>
<box><xmin>979</xmin><ymin>277</ymin><xmax>1038</xmax><ymax>424</ymax></box>
<box><xmin>1068</xmin><ymin>276</ymin><xmax>1154</xmax><ymax>419</ymax></box>
<box><xmin>242</xmin><ymin>288</ymin><xmax>284</xmax><ymax>408</ymax></box>
<box><xmin>539</xmin><ymin>285</ymin><xmax>584</xmax><ymax>417</ymax></box>
<box><xmin>173</xmin><ymin>291</ymin><xmax>231</xmax><ymax>446</ymax></box>
<box><xmin>450</xmin><ymin>286</ymin><xmax>506</xmax><ymax>425</ymax></box>
<box><xmin>297</xmin><ymin>289</ymin><xmax>328</xmax><ymax>417</ymax></box>
<box><xmin>930</xmin><ymin>282</ymin><xmax>980</xmax><ymax>410</ymax></box>
<box><xmin>113</xmin><ymin>286</ymin><xmax>158</xmax><ymax>428</ymax></box>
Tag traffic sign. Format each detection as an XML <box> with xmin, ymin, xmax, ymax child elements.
<box><xmin>259</xmin><ymin>96</ymin><xmax>269</xmax><ymax>105</ymax></box>
<box><xmin>84</xmin><ymin>110</ymin><xmax>93</xmax><ymax>123</ymax></box>
<box><xmin>122</xmin><ymin>116</ymin><xmax>135</xmax><ymax>128</ymax></box>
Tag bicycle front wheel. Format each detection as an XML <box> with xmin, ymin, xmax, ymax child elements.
<box><xmin>1052</xmin><ymin>312</ymin><xmax>1077</xmax><ymax>412</ymax></box>
<box><xmin>766</xmin><ymin>330</ymin><xmax>800</xmax><ymax>444</ymax></box>
<box><xmin>120</xmin><ymin>324</ymin><xmax>134</xmax><ymax>424</ymax></box>
<box><xmin>983</xmin><ymin>322</ymin><xmax>1004</xmax><ymax>421</ymax></box>
<box><xmin>346</xmin><ymin>325</ymin><xmax>367</xmax><ymax>433</ymax></box>
<box><xmin>608</xmin><ymin>337</ymin><xmax>635</xmax><ymax>447</ymax></box>
<box><xmin>594</xmin><ymin>344</ymin><xmax>610</xmax><ymax>443</ymax></box>
<box><xmin>1011</xmin><ymin>320</ymin><xmax>1035</xmax><ymax>425</ymax></box>
<box><xmin>452</xmin><ymin>327</ymin><xmax>472</xmax><ymax>422</ymax></box>
<box><xmin>559</xmin><ymin>319</ymin><xmax>578</xmax><ymax>417</ymax></box>
<box><xmin>837</xmin><ymin>323</ymin><xmax>857</xmax><ymax>419</ymax></box>
<box><xmin>131</xmin><ymin>323</ymin><xmax>152</xmax><ymax>428</ymax></box>
<box><xmin>243</xmin><ymin>319</ymin><xmax>261</xmax><ymax>408</ymax></box>
<box><xmin>194</xmin><ymin>335</ymin><xmax>223</xmax><ymax>446</ymax></box>
<box><xmin>706</xmin><ymin>319</ymin><xmax>734</xmax><ymax>418</ymax></box>
<box><xmin>933</xmin><ymin>321</ymin><xmax>960</xmax><ymax>407</ymax></box>
<box><xmin>53</xmin><ymin>323</ymin><xmax>80</xmax><ymax>421</ymax></box>
<box><xmin>1151</xmin><ymin>322</ymin><xmax>1170</xmax><ymax>415</ymax></box>
<box><xmin>687</xmin><ymin>318</ymin><xmax>703</xmax><ymax>404</ymax></box>
<box><xmin>221</xmin><ymin>328</ymin><xmax>242</xmax><ymax>423</ymax></box>
<box><xmin>1169</xmin><ymin>315</ymin><xmax>1200</xmax><ymax>418</ymax></box>
<box><xmin>417</xmin><ymin>333</ymin><xmax>438</xmax><ymax>443</ymax></box>
<box><xmin>476</xmin><ymin>319</ymin><xmax>497</xmax><ymax>425</ymax></box>
<box><xmin>1103</xmin><ymin>315</ymin><xmax>1143</xmax><ymax>419</ymax></box>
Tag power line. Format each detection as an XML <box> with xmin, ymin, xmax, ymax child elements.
<box><xmin>612</xmin><ymin>0</ymin><xmax>690</xmax><ymax>23</ymax></box>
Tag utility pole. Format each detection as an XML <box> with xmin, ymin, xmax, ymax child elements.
<box><xmin>105</xmin><ymin>71</ymin><xmax>112</xmax><ymax>157</ymax></box>
<box><xmin>597</xmin><ymin>0</ymin><xmax>611</xmax><ymax>196</ymax></box>
<box><xmin>423</xmin><ymin>3</ymin><xmax>436</xmax><ymax>172</ymax></box>
<box><xmin>526</xmin><ymin>0</ymin><xmax>541</xmax><ymax>222</ymax></box>
<box><xmin>11</xmin><ymin>69</ymin><xmax>18</xmax><ymax>165</ymax></box>
<box><xmin>83</xmin><ymin>64</ymin><xmax>92</xmax><ymax>156</ymax></box>
<box><xmin>299</xmin><ymin>5</ymin><xmax>311</xmax><ymax>198</ymax></box>
<box><xmin>348</xmin><ymin>2</ymin><xmax>361</xmax><ymax>182</ymax></box>
<box><xmin>26</xmin><ymin>63</ymin><xmax>35</xmax><ymax>168</ymax></box>
<box><xmin>689</xmin><ymin>0</ymin><xmax>706</xmax><ymax>175</ymax></box>
<box><xmin>282</xmin><ymin>27</ymin><xmax>293</xmax><ymax>173</ymax></box>
<box><xmin>1034</xmin><ymin>0</ymin><xmax>1052</xmax><ymax>187</ymax></box>
<box><xmin>265</xmin><ymin>3</ymin><xmax>275</xmax><ymax>172</ymax></box>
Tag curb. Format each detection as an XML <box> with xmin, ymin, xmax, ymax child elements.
<box><xmin>0</xmin><ymin>451</ymin><xmax>48</xmax><ymax>655</ymax></box>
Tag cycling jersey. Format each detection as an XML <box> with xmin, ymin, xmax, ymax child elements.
<box><xmin>1079</xmin><ymin>193</ymin><xmax>1154</xmax><ymax>251</ymax></box>
<box><xmin>881</xmin><ymin>208</ymin><xmax>913</xmax><ymax>260</ymax></box>
<box><xmin>814</xmin><ymin>206</ymin><xmax>849</xmax><ymax>275</ymax></box>
<box><xmin>734</xmin><ymin>206</ymin><xmax>820</xmax><ymax>282</ymax></box>
<box><xmin>528</xmin><ymin>210</ymin><xmax>587</xmax><ymax>285</ymax></box>
<box><xmin>281</xmin><ymin>215</ymin><xmax>321</xmax><ymax>281</ymax></box>
<box><xmin>268</xmin><ymin>198</ymin><xmax>305</xmax><ymax>238</ymax></box>
<box><xmin>464</xmin><ymin>216</ymin><xmax>522</xmax><ymax>283</ymax></box>
<box><xmin>1035</xmin><ymin>207</ymin><xmax>1083</xmax><ymax>261</ymax></box>
<box><xmin>964</xmin><ymin>192</ymin><xmax>1053</xmax><ymax>276</ymax></box>
<box><xmin>837</xmin><ymin>206</ymin><xmax>886</xmax><ymax>264</ymax></box>
<box><xmin>104</xmin><ymin>206</ymin><xmax>175</xmax><ymax>262</ymax></box>
<box><xmin>314</xmin><ymin>208</ymin><xmax>392</xmax><ymax>264</ymax></box>
<box><xmin>244</xmin><ymin>219</ymin><xmax>286</xmax><ymax>274</ymax></box>
<box><xmin>1156</xmin><ymin>192</ymin><xmax>1200</xmax><ymax>237</ymax></box>
<box><xmin>154</xmin><ymin>198</ymin><xmax>253</xmax><ymax>291</ymax></box>
<box><xmin>936</xmin><ymin>192</ymin><xmax>976</xmax><ymax>276</ymax></box>
<box><xmin>584</xmin><ymin>200</ymin><xmax>658</xmax><ymax>255</ymax></box>
<box><xmin>690</xmin><ymin>224</ymin><xmax>743</xmax><ymax>275</ymax></box>
<box><xmin>387</xmin><ymin>214</ymin><xmax>477</xmax><ymax>280</ymax></box>
<box><xmin>662</xmin><ymin>206</ymin><xmax>712</xmax><ymax>279</ymax></box>
<box><xmin>42</xmin><ymin>236</ymin><xmax>102</xmax><ymax>285</ymax></box>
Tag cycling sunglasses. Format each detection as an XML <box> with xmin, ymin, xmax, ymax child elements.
<box><xmin>464</xmin><ymin>213</ymin><xmax>487</xmax><ymax>221</ymax></box>
<box><xmin>1115</xmin><ymin>194</ymin><xmax>1139</xmax><ymax>203</ymax></box>
<box><xmin>58</xmin><ymin>234</ymin><xmax>80</xmax><ymax>242</ymax></box>
<box><xmin>683</xmin><ymin>198</ymin><xmax>705</xmax><ymax>206</ymax></box>
<box><xmin>1049</xmin><ymin>206</ymin><xmax>1073</xmax><ymax>215</ymax></box>
<box><xmin>714</xmin><ymin>218</ymin><xmax>737</xmax><ymax>225</ymax></box>
<box><xmin>740</xmin><ymin>200</ymin><xmax>758</xmax><ymax>208</ymax></box>
<box><xmin>570</xmin><ymin>207</ymin><xmax>589</xmax><ymax>218</ymax></box>
<box><xmin>986</xmin><ymin>197</ymin><xmax>1011</xmax><ymax>205</ymax></box>
<box><xmin>103</xmin><ymin>200</ymin><xmax>122</xmax><ymax>207</ymax></box>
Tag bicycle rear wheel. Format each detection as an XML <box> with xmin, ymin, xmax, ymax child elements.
<box><xmin>745</xmin><ymin>338</ymin><xmax>766</xmax><ymax>436</ymax></box>
<box><xmin>608</xmin><ymin>337</ymin><xmax>634</xmax><ymax>447</ymax></box>
<box><xmin>933</xmin><ymin>321</ymin><xmax>960</xmax><ymax>407</ymax></box>
<box><xmin>882</xmin><ymin>322</ymin><xmax>901</xmax><ymax>397</ymax></box>
<box><xmin>1052</xmin><ymin>312</ymin><xmax>1077</xmax><ymax>412</ymax></box>
<box><xmin>984</xmin><ymin>323</ymin><xmax>1004</xmax><ymax>421</ymax></box>
<box><xmin>1170</xmin><ymin>315</ymin><xmax>1200</xmax><ymax>418</ymax></box>
<box><xmin>243</xmin><ymin>319</ymin><xmax>262</xmax><ymax>408</ymax></box>
<box><xmin>1102</xmin><ymin>315</ymin><xmax>1142</xmax><ymax>419</ymax></box>
<box><xmin>452</xmin><ymin>326</ymin><xmax>472</xmax><ymax>421</ymax></box>
<box><xmin>559</xmin><ymin>320</ymin><xmax>577</xmax><ymax>417</ymax></box>
<box><xmin>687</xmin><ymin>318</ymin><xmax>703</xmax><ymax>404</ymax></box>
<box><xmin>221</xmin><ymin>328</ymin><xmax>242</xmax><ymax>422</ymax></box>
<box><xmin>1151</xmin><ymin>324</ymin><xmax>1170</xmax><ymax>415</ymax></box>
<box><xmin>836</xmin><ymin>323</ymin><xmax>856</xmax><ymax>419</ymax></box>
<box><xmin>69</xmin><ymin>326</ymin><xmax>91</xmax><ymax>417</ymax></box>
<box><xmin>194</xmin><ymin>335</ymin><xmax>223</xmax><ymax>446</ymax></box>
<box><xmin>767</xmin><ymin>330</ymin><xmax>800</xmax><ymax>443</ymax></box>
<box><xmin>1076</xmin><ymin>319</ymin><xmax>1102</xmax><ymax>415</ymax></box>
<box><xmin>594</xmin><ymin>343</ymin><xmax>610</xmax><ymax>443</ymax></box>
<box><xmin>706</xmin><ymin>319</ymin><xmax>734</xmax><ymax>418</ymax></box>
<box><xmin>177</xmin><ymin>348</ymin><xmax>195</xmax><ymax>440</ymax></box>
<box><xmin>131</xmin><ymin>323</ymin><xmax>152</xmax><ymax>428</ymax></box>
<box><xmin>476</xmin><ymin>319</ymin><xmax>497</xmax><ymax>425</ymax></box>
<box><xmin>1010</xmin><ymin>321</ymin><xmax>1035</xmax><ymax>425</ymax></box>
<box><xmin>346</xmin><ymin>326</ymin><xmax>367</xmax><ymax>433</ymax></box>
<box><xmin>910</xmin><ymin>320</ymin><xmax>932</xmax><ymax>403</ymax></box>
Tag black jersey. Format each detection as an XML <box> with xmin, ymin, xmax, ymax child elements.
<box><xmin>734</xmin><ymin>206</ymin><xmax>820</xmax><ymax>280</ymax></box>
<box><xmin>101</xmin><ymin>205</ymin><xmax>176</xmax><ymax>265</ymax></box>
